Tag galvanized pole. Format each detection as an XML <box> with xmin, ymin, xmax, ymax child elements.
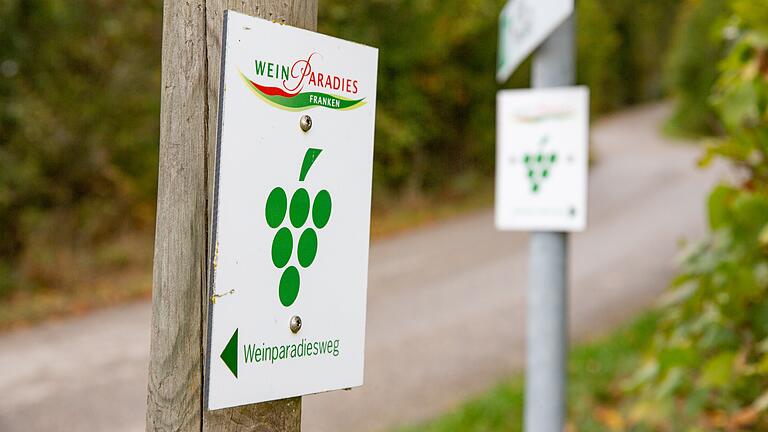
<box><xmin>524</xmin><ymin>14</ymin><xmax>575</xmax><ymax>432</ymax></box>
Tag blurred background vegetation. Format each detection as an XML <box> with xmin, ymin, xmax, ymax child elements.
<box><xmin>617</xmin><ymin>0</ymin><xmax>768</xmax><ymax>427</ymax></box>
<box><xmin>0</xmin><ymin>0</ymin><xmax>163</xmax><ymax>317</ymax></box>
<box><xmin>0</xmin><ymin>0</ymin><xmax>687</xmax><ymax>312</ymax></box>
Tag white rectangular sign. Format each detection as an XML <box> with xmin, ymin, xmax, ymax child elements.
<box><xmin>495</xmin><ymin>87</ymin><xmax>589</xmax><ymax>232</ymax></box>
<box><xmin>496</xmin><ymin>0</ymin><xmax>573</xmax><ymax>83</ymax></box>
<box><xmin>206</xmin><ymin>11</ymin><xmax>378</xmax><ymax>410</ymax></box>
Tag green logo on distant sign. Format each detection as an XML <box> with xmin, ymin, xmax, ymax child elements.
<box><xmin>265</xmin><ymin>149</ymin><xmax>332</xmax><ymax>307</ymax></box>
<box><xmin>524</xmin><ymin>136</ymin><xmax>558</xmax><ymax>193</ymax></box>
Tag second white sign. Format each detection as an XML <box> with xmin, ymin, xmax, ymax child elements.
<box><xmin>495</xmin><ymin>87</ymin><xmax>589</xmax><ymax>232</ymax></box>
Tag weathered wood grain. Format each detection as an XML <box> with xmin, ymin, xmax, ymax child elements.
<box><xmin>148</xmin><ymin>1</ymin><xmax>317</xmax><ymax>431</ymax></box>
<box><xmin>146</xmin><ymin>1</ymin><xmax>208</xmax><ymax>430</ymax></box>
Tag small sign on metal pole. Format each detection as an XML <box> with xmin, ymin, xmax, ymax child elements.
<box><xmin>496</xmin><ymin>3</ymin><xmax>583</xmax><ymax>430</ymax></box>
<box><xmin>205</xmin><ymin>10</ymin><xmax>378</xmax><ymax>410</ymax></box>
<box><xmin>495</xmin><ymin>87</ymin><xmax>589</xmax><ymax>232</ymax></box>
<box><xmin>496</xmin><ymin>0</ymin><xmax>574</xmax><ymax>83</ymax></box>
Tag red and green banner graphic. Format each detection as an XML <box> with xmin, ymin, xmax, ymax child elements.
<box><xmin>514</xmin><ymin>109</ymin><xmax>573</xmax><ymax>124</ymax></box>
<box><xmin>240</xmin><ymin>71</ymin><xmax>365</xmax><ymax>111</ymax></box>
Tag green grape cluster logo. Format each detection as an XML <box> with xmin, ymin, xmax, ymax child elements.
<box><xmin>265</xmin><ymin>148</ymin><xmax>332</xmax><ymax>307</ymax></box>
<box><xmin>524</xmin><ymin>135</ymin><xmax>558</xmax><ymax>193</ymax></box>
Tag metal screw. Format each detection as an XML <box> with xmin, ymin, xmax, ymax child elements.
<box><xmin>299</xmin><ymin>115</ymin><xmax>312</xmax><ymax>132</ymax></box>
<box><xmin>289</xmin><ymin>315</ymin><xmax>302</xmax><ymax>333</ymax></box>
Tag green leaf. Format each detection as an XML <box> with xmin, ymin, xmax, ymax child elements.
<box><xmin>623</xmin><ymin>359</ymin><xmax>659</xmax><ymax>391</ymax></box>
<box><xmin>751</xmin><ymin>388</ymin><xmax>768</xmax><ymax>412</ymax></box>
<box><xmin>658</xmin><ymin>347</ymin><xmax>698</xmax><ymax>370</ymax></box>
<box><xmin>707</xmin><ymin>184</ymin><xmax>737</xmax><ymax>229</ymax></box>
<box><xmin>655</xmin><ymin>367</ymin><xmax>685</xmax><ymax>398</ymax></box>
<box><xmin>658</xmin><ymin>281</ymin><xmax>698</xmax><ymax>307</ymax></box>
<box><xmin>758</xmin><ymin>222</ymin><xmax>768</xmax><ymax>246</ymax></box>
<box><xmin>731</xmin><ymin>192</ymin><xmax>768</xmax><ymax>234</ymax></box>
<box><xmin>700</xmin><ymin>351</ymin><xmax>736</xmax><ymax>388</ymax></box>
<box><xmin>717</xmin><ymin>82</ymin><xmax>759</xmax><ymax>129</ymax></box>
<box><xmin>756</xmin><ymin>353</ymin><xmax>768</xmax><ymax>373</ymax></box>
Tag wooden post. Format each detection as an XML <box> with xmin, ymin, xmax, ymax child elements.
<box><xmin>146</xmin><ymin>1</ymin><xmax>317</xmax><ymax>431</ymax></box>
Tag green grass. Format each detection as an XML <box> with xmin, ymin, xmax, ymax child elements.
<box><xmin>399</xmin><ymin>313</ymin><xmax>660</xmax><ymax>432</ymax></box>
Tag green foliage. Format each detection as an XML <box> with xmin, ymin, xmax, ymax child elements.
<box><xmin>576</xmin><ymin>0</ymin><xmax>622</xmax><ymax>113</ymax></box>
<box><xmin>601</xmin><ymin>0</ymin><xmax>681</xmax><ymax>105</ymax></box>
<box><xmin>320</xmin><ymin>0</ymin><xmax>682</xmax><ymax>203</ymax></box>
<box><xmin>319</xmin><ymin>0</ymin><xmax>506</xmax><ymax>201</ymax></box>
<box><xmin>624</xmin><ymin>2</ymin><xmax>768</xmax><ymax>428</ymax></box>
<box><xmin>665</xmin><ymin>0</ymin><xmax>731</xmax><ymax>136</ymax></box>
<box><xmin>0</xmin><ymin>0</ymin><xmax>682</xmax><ymax>299</ymax></box>
<box><xmin>0</xmin><ymin>0</ymin><xmax>161</xmax><ymax>294</ymax></box>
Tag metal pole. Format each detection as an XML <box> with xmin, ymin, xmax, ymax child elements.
<box><xmin>524</xmin><ymin>14</ymin><xmax>575</xmax><ymax>432</ymax></box>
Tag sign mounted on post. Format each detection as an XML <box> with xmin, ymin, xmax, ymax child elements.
<box><xmin>206</xmin><ymin>11</ymin><xmax>378</xmax><ymax>410</ymax></box>
<box><xmin>496</xmin><ymin>0</ymin><xmax>574</xmax><ymax>83</ymax></box>
<box><xmin>495</xmin><ymin>87</ymin><xmax>589</xmax><ymax>232</ymax></box>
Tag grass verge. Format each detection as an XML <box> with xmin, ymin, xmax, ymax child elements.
<box><xmin>398</xmin><ymin>312</ymin><xmax>659</xmax><ymax>432</ymax></box>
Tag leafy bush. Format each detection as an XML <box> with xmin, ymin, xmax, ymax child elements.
<box><xmin>576</xmin><ymin>0</ymin><xmax>622</xmax><ymax>113</ymax></box>
<box><xmin>623</xmin><ymin>2</ymin><xmax>768</xmax><ymax>428</ymax></box>
<box><xmin>600</xmin><ymin>0</ymin><xmax>681</xmax><ymax>106</ymax></box>
<box><xmin>664</xmin><ymin>0</ymin><xmax>730</xmax><ymax>136</ymax></box>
